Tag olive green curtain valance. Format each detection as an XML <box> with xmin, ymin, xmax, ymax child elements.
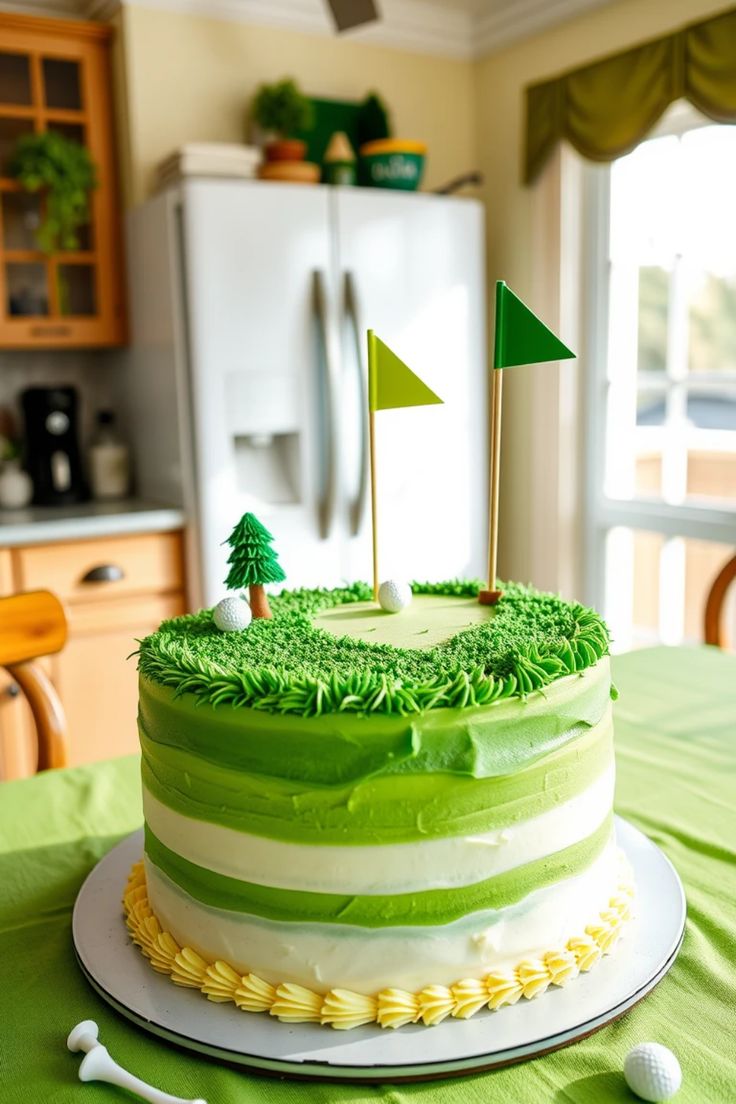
<box><xmin>525</xmin><ymin>6</ymin><xmax>736</xmax><ymax>184</ymax></box>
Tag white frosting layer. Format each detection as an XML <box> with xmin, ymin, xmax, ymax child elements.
<box><xmin>142</xmin><ymin>761</ymin><xmax>615</xmax><ymax>895</ymax></box>
<box><xmin>144</xmin><ymin>836</ymin><xmax>620</xmax><ymax>992</ymax></box>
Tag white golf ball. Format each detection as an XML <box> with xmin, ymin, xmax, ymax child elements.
<box><xmin>624</xmin><ymin>1043</ymin><xmax>682</xmax><ymax>1101</ymax></box>
<box><xmin>213</xmin><ymin>595</ymin><xmax>252</xmax><ymax>632</ymax></box>
<box><xmin>378</xmin><ymin>580</ymin><xmax>412</xmax><ymax>613</ymax></box>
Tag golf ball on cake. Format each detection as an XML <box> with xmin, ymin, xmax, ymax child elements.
<box><xmin>624</xmin><ymin>1043</ymin><xmax>682</xmax><ymax>1101</ymax></box>
<box><xmin>378</xmin><ymin>580</ymin><xmax>412</xmax><ymax>613</ymax></box>
<box><xmin>213</xmin><ymin>595</ymin><xmax>252</xmax><ymax>632</ymax></box>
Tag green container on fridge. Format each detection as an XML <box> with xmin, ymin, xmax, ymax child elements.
<box><xmin>359</xmin><ymin>140</ymin><xmax>427</xmax><ymax>190</ymax></box>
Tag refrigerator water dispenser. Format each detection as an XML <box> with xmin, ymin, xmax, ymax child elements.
<box><xmin>226</xmin><ymin>371</ymin><xmax>301</xmax><ymax>505</ymax></box>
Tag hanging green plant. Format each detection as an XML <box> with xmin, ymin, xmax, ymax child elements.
<box><xmin>9</xmin><ymin>131</ymin><xmax>97</xmax><ymax>254</ymax></box>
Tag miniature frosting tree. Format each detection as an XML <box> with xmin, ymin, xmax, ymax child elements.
<box><xmin>224</xmin><ymin>512</ymin><xmax>285</xmax><ymax>620</ymax></box>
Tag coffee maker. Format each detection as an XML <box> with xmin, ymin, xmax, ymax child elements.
<box><xmin>21</xmin><ymin>387</ymin><xmax>88</xmax><ymax>505</ymax></box>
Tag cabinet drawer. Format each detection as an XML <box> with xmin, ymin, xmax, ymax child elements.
<box><xmin>13</xmin><ymin>532</ymin><xmax>184</xmax><ymax>603</ymax></box>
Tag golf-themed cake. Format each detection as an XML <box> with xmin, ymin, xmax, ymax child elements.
<box><xmin>124</xmin><ymin>285</ymin><xmax>635</xmax><ymax>1031</ymax></box>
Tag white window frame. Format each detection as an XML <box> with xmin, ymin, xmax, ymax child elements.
<box><xmin>521</xmin><ymin>145</ymin><xmax>585</xmax><ymax>600</ymax></box>
<box><xmin>581</xmin><ymin>102</ymin><xmax>736</xmax><ymax>643</ymax></box>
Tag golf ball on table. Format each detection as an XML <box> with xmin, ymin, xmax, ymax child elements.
<box><xmin>624</xmin><ymin>1043</ymin><xmax>682</xmax><ymax>1101</ymax></box>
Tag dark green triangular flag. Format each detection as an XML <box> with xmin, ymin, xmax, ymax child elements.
<box><xmin>494</xmin><ymin>281</ymin><xmax>575</xmax><ymax>369</ymax></box>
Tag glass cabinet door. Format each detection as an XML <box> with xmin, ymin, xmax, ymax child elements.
<box><xmin>1</xmin><ymin>190</ymin><xmax>41</xmax><ymax>250</ymax></box>
<box><xmin>5</xmin><ymin>261</ymin><xmax>48</xmax><ymax>316</ymax></box>
<box><xmin>0</xmin><ymin>51</ymin><xmax>31</xmax><ymax>104</ymax></box>
<box><xmin>0</xmin><ymin>13</ymin><xmax>123</xmax><ymax>347</ymax></box>
<box><xmin>57</xmin><ymin>263</ymin><xmax>96</xmax><ymax>316</ymax></box>
<box><xmin>0</xmin><ymin>118</ymin><xmax>33</xmax><ymax>174</ymax></box>
<box><xmin>41</xmin><ymin>56</ymin><xmax>81</xmax><ymax>109</ymax></box>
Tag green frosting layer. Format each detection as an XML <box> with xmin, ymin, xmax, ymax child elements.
<box><xmin>144</xmin><ymin>814</ymin><xmax>613</xmax><ymax>927</ymax></box>
<box><xmin>139</xmin><ymin>659</ymin><xmax>610</xmax><ymax>786</ymax></box>
<box><xmin>135</xmin><ymin>580</ymin><xmax>611</xmax><ymax>718</ymax></box>
<box><xmin>140</xmin><ymin>713</ymin><xmax>613</xmax><ymax>844</ymax></box>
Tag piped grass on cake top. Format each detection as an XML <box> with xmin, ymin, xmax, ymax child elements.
<box><xmin>136</xmin><ymin>580</ymin><xmax>611</xmax><ymax>718</ymax></box>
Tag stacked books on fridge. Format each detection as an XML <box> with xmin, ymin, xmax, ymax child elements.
<box><xmin>155</xmin><ymin>143</ymin><xmax>261</xmax><ymax>189</ymax></box>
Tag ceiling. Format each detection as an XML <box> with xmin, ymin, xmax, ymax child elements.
<box><xmin>2</xmin><ymin>0</ymin><xmax>618</xmax><ymax>58</ymax></box>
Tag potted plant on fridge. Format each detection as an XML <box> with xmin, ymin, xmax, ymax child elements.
<box><xmin>251</xmin><ymin>78</ymin><xmax>315</xmax><ymax>163</ymax></box>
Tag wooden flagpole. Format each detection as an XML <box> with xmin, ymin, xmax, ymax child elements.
<box><xmin>479</xmin><ymin>279</ymin><xmax>574</xmax><ymax>607</ymax></box>
<box><xmin>480</xmin><ymin>367</ymin><xmax>504</xmax><ymax>605</ymax></box>
<box><xmin>366</xmin><ymin>327</ymin><xmax>443</xmax><ymax>604</ymax></box>
<box><xmin>369</xmin><ymin>408</ymin><xmax>379</xmax><ymax>601</ymax></box>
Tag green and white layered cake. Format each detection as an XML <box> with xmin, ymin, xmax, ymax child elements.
<box><xmin>128</xmin><ymin>581</ymin><xmax>633</xmax><ymax>1030</ymax></box>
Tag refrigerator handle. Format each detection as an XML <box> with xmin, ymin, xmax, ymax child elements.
<box><xmin>344</xmin><ymin>270</ymin><xmax>368</xmax><ymax>537</ymax></box>
<box><xmin>312</xmin><ymin>269</ymin><xmax>338</xmax><ymax>540</ymax></box>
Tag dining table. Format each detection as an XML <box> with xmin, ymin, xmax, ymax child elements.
<box><xmin>1</xmin><ymin>644</ymin><xmax>734</xmax><ymax>1104</ymax></box>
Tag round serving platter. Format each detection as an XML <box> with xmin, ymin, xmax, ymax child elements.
<box><xmin>72</xmin><ymin>817</ymin><xmax>685</xmax><ymax>1082</ymax></box>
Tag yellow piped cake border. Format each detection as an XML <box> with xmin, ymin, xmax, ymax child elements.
<box><xmin>123</xmin><ymin>860</ymin><xmax>635</xmax><ymax>1030</ymax></box>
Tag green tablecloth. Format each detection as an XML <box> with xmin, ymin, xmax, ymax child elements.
<box><xmin>1</xmin><ymin>646</ymin><xmax>734</xmax><ymax>1104</ymax></box>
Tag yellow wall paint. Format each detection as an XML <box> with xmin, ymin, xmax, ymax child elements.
<box><xmin>116</xmin><ymin>4</ymin><xmax>478</xmax><ymax>204</ymax></box>
<box><xmin>474</xmin><ymin>0</ymin><xmax>733</xmax><ymax>588</ymax></box>
<box><xmin>108</xmin><ymin>7</ymin><xmax>135</xmax><ymax>210</ymax></box>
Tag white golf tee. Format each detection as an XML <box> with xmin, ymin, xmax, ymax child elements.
<box><xmin>67</xmin><ymin>1020</ymin><xmax>207</xmax><ymax>1104</ymax></box>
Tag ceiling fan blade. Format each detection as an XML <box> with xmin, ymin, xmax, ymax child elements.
<box><xmin>325</xmin><ymin>0</ymin><xmax>380</xmax><ymax>32</ymax></box>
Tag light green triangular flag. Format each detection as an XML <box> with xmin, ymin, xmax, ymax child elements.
<box><xmin>494</xmin><ymin>281</ymin><xmax>575</xmax><ymax>369</ymax></box>
<box><xmin>368</xmin><ymin>330</ymin><xmax>443</xmax><ymax>411</ymax></box>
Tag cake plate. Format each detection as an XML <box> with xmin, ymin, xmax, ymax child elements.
<box><xmin>72</xmin><ymin>816</ymin><xmax>685</xmax><ymax>1083</ymax></box>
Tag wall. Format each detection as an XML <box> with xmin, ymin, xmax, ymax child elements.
<box><xmin>114</xmin><ymin>5</ymin><xmax>478</xmax><ymax>205</ymax></box>
<box><xmin>475</xmin><ymin>0</ymin><xmax>733</xmax><ymax>597</ymax></box>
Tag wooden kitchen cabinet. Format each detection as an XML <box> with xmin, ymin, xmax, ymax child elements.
<box><xmin>0</xmin><ymin>529</ymin><xmax>185</xmax><ymax>778</ymax></box>
<box><xmin>0</xmin><ymin>13</ymin><xmax>125</xmax><ymax>348</ymax></box>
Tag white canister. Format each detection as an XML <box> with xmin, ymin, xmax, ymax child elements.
<box><xmin>89</xmin><ymin>410</ymin><xmax>130</xmax><ymax>500</ymax></box>
<box><xmin>0</xmin><ymin>459</ymin><xmax>33</xmax><ymax>509</ymax></box>
<box><xmin>89</xmin><ymin>443</ymin><xmax>129</xmax><ymax>500</ymax></box>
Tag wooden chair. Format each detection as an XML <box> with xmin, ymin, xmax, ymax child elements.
<box><xmin>704</xmin><ymin>554</ymin><xmax>736</xmax><ymax>649</ymax></box>
<box><xmin>0</xmin><ymin>590</ymin><xmax>69</xmax><ymax>772</ymax></box>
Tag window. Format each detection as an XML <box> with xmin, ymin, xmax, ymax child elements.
<box><xmin>584</xmin><ymin>103</ymin><xmax>736</xmax><ymax>650</ymax></box>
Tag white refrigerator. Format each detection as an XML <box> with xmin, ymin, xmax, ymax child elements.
<box><xmin>123</xmin><ymin>179</ymin><xmax>488</xmax><ymax>608</ymax></box>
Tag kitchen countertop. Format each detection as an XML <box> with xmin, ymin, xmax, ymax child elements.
<box><xmin>0</xmin><ymin>498</ymin><xmax>186</xmax><ymax>547</ymax></box>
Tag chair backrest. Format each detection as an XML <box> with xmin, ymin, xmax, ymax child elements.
<box><xmin>704</xmin><ymin>554</ymin><xmax>736</xmax><ymax>649</ymax></box>
<box><xmin>0</xmin><ymin>590</ymin><xmax>69</xmax><ymax>772</ymax></box>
